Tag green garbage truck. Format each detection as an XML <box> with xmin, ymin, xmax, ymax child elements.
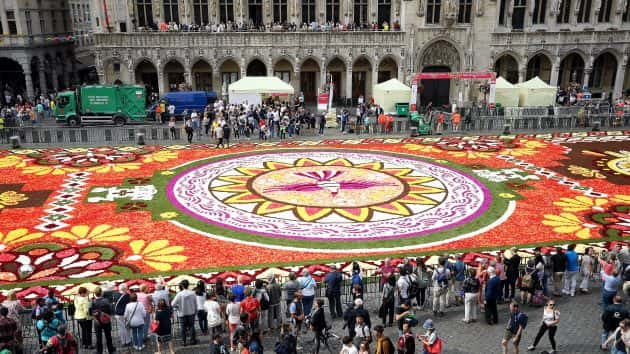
<box><xmin>54</xmin><ymin>85</ymin><xmax>147</xmax><ymax>126</ymax></box>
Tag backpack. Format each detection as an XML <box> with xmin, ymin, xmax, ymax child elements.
<box><xmin>462</xmin><ymin>277</ymin><xmax>480</xmax><ymax>293</ymax></box>
<box><xmin>512</xmin><ymin>312</ymin><xmax>528</xmax><ymax>330</ymax></box>
<box><xmin>256</xmin><ymin>290</ymin><xmax>270</xmax><ymax>311</ymax></box>
<box><xmin>241</xmin><ymin>298</ymin><xmax>259</xmax><ymax>321</ymax></box>
<box><xmin>406</xmin><ymin>275</ymin><xmax>420</xmax><ymax>298</ymax></box>
<box><xmin>436</xmin><ymin>269</ymin><xmax>449</xmax><ymax>289</ymax></box>
<box><xmin>520</xmin><ymin>272</ymin><xmax>533</xmax><ymax>289</ymax></box>
<box><xmin>397</xmin><ymin>335</ymin><xmax>406</xmax><ymax>351</ymax></box>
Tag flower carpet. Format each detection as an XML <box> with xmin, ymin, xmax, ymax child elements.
<box><xmin>0</xmin><ymin>131</ymin><xmax>628</xmax><ymax>293</ymax></box>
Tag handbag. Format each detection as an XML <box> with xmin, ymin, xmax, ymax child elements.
<box><xmin>150</xmin><ymin>319</ymin><xmax>159</xmax><ymax>333</ymax></box>
<box><xmin>125</xmin><ymin>303</ymin><xmax>138</xmax><ymax>329</ymax></box>
<box><xmin>424</xmin><ymin>337</ymin><xmax>443</xmax><ymax>354</ymax></box>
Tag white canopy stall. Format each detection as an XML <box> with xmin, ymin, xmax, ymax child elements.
<box><xmin>373</xmin><ymin>79</ymin><xmax>412</xmax><ymax>114</ymax></box>
<box><xmin>228</xmin><ymin>76</ymin><xmax>295</xmax><ymax>105</ymax></box>
<box><xmin>494</xmin><ymin>77</ymin><xmax>520</xmax><ymax>107</ymax></box>
<box><xmin>517</xmin><ymin>76</ymin><xmax>557</xmax><ymax>107</ymax></box>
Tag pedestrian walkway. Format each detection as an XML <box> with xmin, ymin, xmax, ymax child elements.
<box><xmin>171</xmin><ymin>283</ymin><xmax>601</xmax><ymax>353</ymax></box>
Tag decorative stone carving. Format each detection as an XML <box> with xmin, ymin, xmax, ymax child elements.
<box><xmin>418</xmin><ymin>0</ymin><xmax>425</xmax><ymax>16</ymax></box>
<box><xmin>477</xmin><ymin>0</ymin><xmax>485</xmax><ymax>16</ymax></box>
<box><xmin>550</xmin><ymin>0</ymin><xmax>561</xmax><ymax>16</ymax></box>
<box><xmin>617</xmin><ymin>0</ymin><xmax>628</xmax><ymax>13</ymax></box>
<box><xmin>444</xmin><ymin>0</ymin><xmax>458</xmax><ymax>25</ymax></box>
<box><xmin>420</xmin><ymin>40</ymin><xmax>461</xmax><ymax>70</ymax></box>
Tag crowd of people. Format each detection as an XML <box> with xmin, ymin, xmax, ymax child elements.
<box><xmin>0</xmin><ymin>242</ymin><xmax>626</xmax><ymax>353</ymax></box>
<box><xmin>141</xmin><ymin>20</ymin><xmax>401</xmax><ymax>34</ymax></box>
<box><xmin>155</xmin><ymin>98</ymin><xmax>392</xmax><ymax>145</ymax></box>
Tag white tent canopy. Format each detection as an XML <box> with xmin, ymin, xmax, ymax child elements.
<box><xmin>228</xmin><ymin>76</ymin><xmax>295</xmax><ymax>105</ymax></box>
<box><xmin>494</xmin><ymin>76</ymin><xmax>519</xmax><ymax>107</ymax></box>
<box><xmin>373</xmin><ymin>79</ymin><xmax>412</xmax><ymax>114</ymax></box>
<box><xmin>517</xmin><ymin>76</ymin><xmax>557</xmax><ymax>107</ymax></box>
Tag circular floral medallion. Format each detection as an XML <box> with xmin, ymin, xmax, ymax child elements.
<box><xmin>165</xmin><ymin>150</ymin><xmax>498</xmax><ymax>248</ymax></box>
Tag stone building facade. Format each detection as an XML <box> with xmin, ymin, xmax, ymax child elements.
<box><xmin>0</xmin><ymin>0</ymin><xmax>77</xmax><ymax>100</ymax></box>
<box><xmin>4</xmin><ymin>0</ymin><xmax>630</xmax><ymax>105</ymax></box>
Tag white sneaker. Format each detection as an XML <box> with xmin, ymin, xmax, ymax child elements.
<box><xmin>527</xmin><ymin>345</ymin><xmax>535</xmax><ymax>351</ymax></box>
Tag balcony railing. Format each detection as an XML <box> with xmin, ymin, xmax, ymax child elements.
<box><xmin>0</xmin><ymin>33</ymin><xmax>75</xmax><ymax>47</ymax></box>
<box><xmin>93</xmin><ymin>31</ymin><xmax>406</xmax><ymax>49</ymax></box>
<box><xmin>490</xmin><ymin>30</ymin><xmax>630</xmax><ymax>47</ymax></box>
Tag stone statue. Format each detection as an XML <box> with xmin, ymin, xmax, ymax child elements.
<box><xmin>477</xmin><ymin>0</ymin><xmax>485</xmax><ymax>16</ymax></box>
<box><xmin>592</xmin><ymin>0</ymin><xmax>602</xmax><ymax>16</ymax></box>
<box><xmin>418</xmin><ymin>0</ymin><xmax>425</xmax><ymax>16</ymax></box>
<box><xmin>550</xmin><ymin>0</ymin><xmax>561</xmax><ymax>15</ymax></box>
<box><xmin>445</xmin><ymin>0</ymin><xmax>459</xmax><ymax>21</ymax></box>
<box><xmin>617</xmin><ymin>0</ymin><xmax>628</xmax><ymax>13</ymax></box>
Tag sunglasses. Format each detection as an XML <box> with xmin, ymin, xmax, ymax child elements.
<box><xmin>547</xmin><ymin>303</ymin><xmax>555</xmax><ymax>307</ymax></box>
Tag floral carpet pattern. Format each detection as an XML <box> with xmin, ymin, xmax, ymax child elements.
<box><xmin>0</xmin><ymin>131</ymin><xmax>629</xmax><ymax>290</ymax></box>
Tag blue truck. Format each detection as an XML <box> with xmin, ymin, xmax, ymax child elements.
<box><xmin>148</xmin><ymin>91</ymin><xmax>218</xmax><ymax>120</ymax></box>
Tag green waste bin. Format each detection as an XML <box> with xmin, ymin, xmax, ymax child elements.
<box><xmin>395</xmin><ymin>103</ymin><xmax>409</xmax><ymax>116</ymax></box>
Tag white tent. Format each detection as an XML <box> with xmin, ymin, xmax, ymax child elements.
<box><xmin>228</xmin><ymin>76</ymin><xmax>295</xmax><ymax>105</ymax></box>
<box><xmin>373</xmin><ymin>79</ymin><xmax>412</xmax><ymax>114</ymax></box>
<box><xmin>517</xmin><ymin>76</ymin><xmax>557</xmax><ymax>107</ymax></box>
<box><xmin>494</xmin><ymin>77</ymin><xmax>519</xmax><ymax>107</ymax></box>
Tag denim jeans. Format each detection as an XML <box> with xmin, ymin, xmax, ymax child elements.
<box><xmin>180</xmin><ymin>315</ymin><xmax>196</xmax><ymax>344</ymax></box>
<box><xmin>131</xmin><ymin>325</ymin><xmax>143</xmax><ymax>348</ymax></box>
<box><xmin>197</xmin><ymin>310</ymin><xmax>208</xmax><ymax>334</ymax></box>
<box><xmin>602</xmin><ymin>289</ymin><xmax>616</xmax><ymax>310</ymax></box>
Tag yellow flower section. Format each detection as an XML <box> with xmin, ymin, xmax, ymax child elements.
<box><xmin>542</xmin><ymin>213</ymin><xmax>595</xmax><ymax>239</ymax></box>
<box><xmin>52</xmin><ymin>224</ymin><xmax>132</xmax><ymax>245</ymax></box>
<box><xmin>0</xmin><ymin>191</ymin><xmax>28</xmax><ymax>208</ymax></box>
<box><xmin>127</xmin><ymin>240</ymin><xmax>187</xmax><ymax>271</ymax></box>
<box><xmin>0</xmin><ymin>228</ymin><xmax>44</xmax><ymax>251</ymax></box>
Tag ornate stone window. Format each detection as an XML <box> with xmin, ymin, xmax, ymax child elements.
<box><xmin>378</xmin><ymin>0</ymin><xmax>392</xmax><ymax>25</ymax></box>
<box><xmin>354</xmin><ymin>0</ymin><xmax>369</xmax><ymax>26</ymax></box>
<box><xmin>426</xmin><ymin>0</ymin><xmax>442</xmax><ymax>24</ymax></box>
<box><xmin>598</xmin><ymin>0</ymin><xmax>613</xmax><ymax>22</ymax></box>
<box><xmin>163</xmin><ymin>0</ymin><xmax>179</xmax><ymax>23</ymax></box>
<box><xmin>532</xmin><ymin>0</ymin><xmax>546</xmax><ymax>24</ymax></box>
<box><xmin>302</xmin><ymin>0</ymin><xmax>316</xmax><ymax>23</ymax></box>
<box><xmin>457</xmin><ymin>0</ymin><xmax>473</xmax><ymax>23</ymax></box>
<box><xmin>273</xmin><ymin>0</ymin><xmax>287</xmax><ymax>23</ymax></box>
<box><xmin>326</xmin><ymin>0</ymin><xmax>340</xmax><ymax>22</ymax></box>
<box><xmin>219</xmin><ymin>0</ymin><xmax>234</xmax><ymax>23</ymax></box>
<box><xmin>193</xmin><ymin>0</ymin><xmax>209</xmax><ymax>25</ymax></box>
<box><xmin>576</xmin><ymin>0</ymin><xmax>591</xmax><ymax>23</ymax></box>
<box><xmin>136</xmin><ymin>0</ymin><xmax>154</xmax><ymax>28</ymax></box>
<box><xmin>556</xmin><ymin>0</ymin><xmax>571</xmax><ymax>23</ymax></box>
<box><xmin>498</xmin><ymin>0</ymin><xmax>507</xmax><ymax>25</ymax></box>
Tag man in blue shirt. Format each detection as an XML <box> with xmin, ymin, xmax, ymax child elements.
<box><xmin>324</xmin><ymin>265</ymin><xmax>343</xmax><ymax>319</ymax></box>
<box><xmin>231</xmin><ymin>276</ymin><xmax>246</xmax><ymax>302</ymax></box>
<box><xmin>563</xmin><ymin>244</ymin><xmax>580</xmax><ymax>297</ymax></box>
<box><xmin>501</xmin><ymin>302</ymin><xmax>527</xmax><ymax>354</ymax></box>
<box><xmin>484</xmin><ymin>267</ymin><xmax>501</xmax><ymax>325</ymax></box>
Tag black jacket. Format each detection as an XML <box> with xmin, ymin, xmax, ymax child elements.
<box><xmin>311</xmin><ymin>307</ymin><xmax>326</xmax><ymax>332</ymax></box>
<box><xmin>602</xmin><ymin>303</ymin><xmax>629</xmax><ymax>331</ymax></box>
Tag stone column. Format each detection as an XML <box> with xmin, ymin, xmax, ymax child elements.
<box><xmin>372</xmin><ymin>65</ymin><xmax>378</xmax><ymax>88</ymax></box>
<box><xmin>293</xmin><ymin>69</ymin><xmax>301</xmax><ymax>95</ymax></box>
<box><xmin>38</xmin><ymin>59</ymin><xmax>48</xmax><ymax>95</ymax></box>
<box><xmin>518</xmin><ymin>62</ymin><xmax>527</xmax><ymax>83</ymax></box>
<box><xmin>397</xmin><ymin>64</ymin><xmax>404</xmax><ymax>81</ymax></box>
<box><xmin>346</xmin><ymin>67</ymin><xmax>353</xmax><ymax>102</ymax></box>
<box><xmin>613</xmin><ymin>55</ymin><xmax>628</xmax><ymax>99</ymax></box>
<box><xmin>184</xmin><ymin>67</ymin><xmax>192</xmax><ymax>88</ymax></box>
<box><xmin>267</xmin><ymin>61</ymin><xmax>274</xmax><ymax>77</ymax></box>
<box><xmin>583</xmin><ymin>68</ymin><xmax>592</xmax><ymax>87</ymax></box>
<box><xmin>158</xmin><ymin>70</ymin><xmax>166</xmax><ymax>94</ymax></box>
<box><xmin>549</xmin><ymin>56</ymin><xmax>561</xmax><ymax>87</ymax></box>
<box><xmin>51</xmin><ymin>59</ymin><xmax>59</xmax><ymax>92</ymax></box>
<box><xmin>21</xmin><ymin>62</ymin><xmax>35</xmax><ymax>100</ymax></box>
<box><xmin>320</xmin><ymin>62</ymin><xmax>327</xmax><ymax>93</ymax></box>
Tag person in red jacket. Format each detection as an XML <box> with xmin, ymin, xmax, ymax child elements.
<box><xmin>240</xmin><ymin>287</ymin><xmax>261</xmax><ymax>330</ymax></box>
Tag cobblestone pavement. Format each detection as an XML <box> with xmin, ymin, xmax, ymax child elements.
<box><xmin>170</xmin><ymin>281</ymin><xmax>602</xmax><ymax>354</ymax></box>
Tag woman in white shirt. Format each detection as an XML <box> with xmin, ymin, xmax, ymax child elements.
<box><xmin>225</xmin><ymin>294</ymin><xmax>241</xmax><ymax>350</ymax></box>
<box><xmin>527</xmin><ymin>300</ymin><xmax>560</xmax><ymax>352</ymax></box>
<box><xmin>124</xmin><ymin>293</ymin><xmax>147</xmax><ymax>351</ymax></box>
<box><xmin>205</xmin><ymin>291</ymin><xmax>223</xmax><ymax>337</ymax></box>
<box><xmin>298</xmin><ymin>269</ymin><xmax>316</xmax><ymax>317</ymax></box>
<box><xmin>579</xmin><ymin>247</ymin><xmax>594</xmax><ymax>293</ymax></box>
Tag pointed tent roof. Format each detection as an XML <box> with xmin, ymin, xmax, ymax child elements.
<box><xmin>495</xmin><ymin>76</ymin><xmax>516</xmax><ymax>88</ymax></box>
<box><xmin>374</xmin><ymin>78</ymin><xmax>411</xmax><ymax>92</ymax></box>
<box><xmin>517</xmin><ymin>76</ymin><xmax>554</xmax><ymax>89</ymax></box>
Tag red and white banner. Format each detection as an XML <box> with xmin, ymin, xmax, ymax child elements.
<box><xmin>318</xmin><ymin>92</ymin><xmax>329</xmax><ymax>111</ymax></box>
<box><xmin>410</xmin><ymin>78</ymin><xmax>419</xmax><ymax>112</ymax></box>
